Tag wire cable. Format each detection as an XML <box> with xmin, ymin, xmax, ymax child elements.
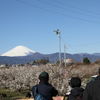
<box><xmin>60</xmin><ymin>36</ymin><xmax>100</xmax><ymax>53</ymax></box>
<box><xmin>70</xmin><ymin>41</ymin><xmax>100</xmax><ymax>47</ymax></box>
<box><xmin>16</xmin><ymin>0</ymin><xmax>100</xmax><ymax>24</ymax></box>
<box><xmin>37</xmin><ymin>0</ymin><xmax>100</xmax><ymax>19</ymax></box>
<box><xmin>51</xmin><ymin>0</ymin><xmax>100</xmax><ymax>15</ymax></box>
<box><xmin>60</xmin><ymin>37</ymin><xmax>80</xmax><ymax>53</ymax></box>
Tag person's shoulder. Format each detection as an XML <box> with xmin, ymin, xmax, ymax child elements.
<box><xmin>46</xmin><ymin>83</ymin><xmax>53</xmax><ymax>88</ymax></box>
<box><xmin>47</xmin><ymin>83</ymin><xmax>52</xmax><ymax>86</ymax></box>
<box><xmin>47</xmin><ymin>83</ymin><xmax>57</xmax><ymax>89</ymax></box>
<box><xmin>32</xmin><ymin>84</ymin><xmax>38</xmax><ymax>89</ymax></box>
<box><xmin>80</xmin><ymin>87</ymin><xmax>84</xmax><ymax>91</ymax></box>
<box><xmin>47</xmin><ymin>83</ymin><xmax>55</xmax><ymax>87</ymax></box>
<box><xmin>86</xmin><ymin>81</ymin><xmax>95</xmax><ymax>88</ymax></box>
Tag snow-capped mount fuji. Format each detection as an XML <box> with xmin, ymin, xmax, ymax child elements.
<box><xmin>1</xmin><ymin>46</ymin><xmax>36</xmax><ymax>57</ymax></box>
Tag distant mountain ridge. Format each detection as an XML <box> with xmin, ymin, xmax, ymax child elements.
<box><xmin>0</xmin><ymin>52</ymin><xmax>100</xmax><ymax>65</ymax></box>
<box><xmin>92</xmin><ymin>53</ymin><xmax>100</xmax><ymax>56</ymax></box>
<box><xmin>0</xmin><ymin>45</ymin><xmax>100</xmax><ymax>64</ymax></box>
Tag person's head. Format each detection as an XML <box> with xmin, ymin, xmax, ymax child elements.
<box><xmin>39</xmin><ymin>71</ymin><xmax>49</xmax><ymax>82</ymax></box>
<box><xmin>26</xmin><ymin>92</ymin><xmax>31</xmax><ymax>98</ymax></box>
<box><xmin>70</xmin><ymin>77</ymin><xmax>81</xmax><ymax>88</ymax></box>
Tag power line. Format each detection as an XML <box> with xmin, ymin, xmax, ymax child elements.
<box><xmin>60</xmin><ymin>37</ymin><xmax>100</xmax><ymax>53</ymax></box>
<box><xmin>37</xmin><ymin>0</ymin><xmax>100</xmax><ymax>19</ymax></box>
<box><xmin>70</xmin><ymin>41</ymin><xmax>100</xmax><ymax>47</ymax></box>
<box><xmin>16</xmin><ymin>0</ymin><xmax>100</xmax><ymax>24</ymax></box>
<box><xmin>60</xmin><ymin>37</ymin><xmax>80</xmax><ymax>53</ymax></box>
<box><xmin>51</xmin><ymin>0</ymin><xmax>100</xmax><ymax>15</ymax></box>
<box><xmin>16</xmin><ymin>0</ymin><xmax>100</xmax><ymax>53</ymax></box>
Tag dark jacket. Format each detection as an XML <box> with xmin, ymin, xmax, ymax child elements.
<box><xmin>32</xmin><ymin>81</ymin><xmax>58</xmax><ymax>100</ymax></box>
<box><xmin>67</xmin><ymin>87</ymin><xmax>84</xmax><ymax>100</ymax></box>
<box><xmin>82</xmin><ymin>75</ymin><xmax>100</xmax><ymax>100</ymax></box>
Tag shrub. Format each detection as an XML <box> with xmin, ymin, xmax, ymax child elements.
<box><xmin>83</xmin><ymin>57</ymin><xmax>91</xmax><ymax>64</ymax></box>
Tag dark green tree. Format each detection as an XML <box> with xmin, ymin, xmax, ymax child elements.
<box><xmin>83</xmin><ymin>57</ymin><xmax>91</xmax><ymax>64</ymax></box>
<box><xmin>36</xmin><ymin>59</ymin><xmax>49</xmax><ymax>65</ymax></box>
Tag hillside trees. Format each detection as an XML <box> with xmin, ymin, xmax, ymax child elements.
<box><xmin>30</xmin><ymin>59</ymin><xmax>49</xmax><ymax>65</ymax></box>
<box><xmin>0</xmin><ymin>65</ymin><xmax>68</xmax><ymax>95</ymax></box>
<box><xmin>0</xmin><ymin>63</ymin><xmax>100</xmax><ymax>95</ymax></box>
<box><xmin>95</xmin><ymin>59</ymin><xmax>100</xmax><ymax>64</ymax></box>
<box><xmin>36</xmin><ymin>59</ymin><xmax>49</xmax><ymax>65</ymax></box>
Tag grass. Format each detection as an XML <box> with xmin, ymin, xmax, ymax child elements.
<box><xmin>0</xmin><ymin>89</ymin><xmax>30</xmax><ymax>100</ymax></box>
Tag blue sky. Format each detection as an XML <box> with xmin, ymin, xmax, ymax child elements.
<box><xmin>1</xmin><ymin>0</ymin><xmax>100</xmax><ymax>55</ymax></box>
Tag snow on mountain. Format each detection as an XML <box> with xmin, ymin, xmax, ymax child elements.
<box><xmin>1</xmin><ymin>46</ymin><xmax>36</xmax><ymax>57</ymax></box>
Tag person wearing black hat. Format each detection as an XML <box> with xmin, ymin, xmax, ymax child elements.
<box><xmin>67</xmin><ymin>77</ymin><xmax>84</xmax><ymax>100</ymax></box>
<box><xmin>32</xmin><ymin>71</ymin><xmax>58</xmax><ymax>100</ymax></box>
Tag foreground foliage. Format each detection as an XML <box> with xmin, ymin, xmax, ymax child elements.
<box><xmin>0</xmin><ymin>89</ymin><xmax>29</xmax><ymax>100</ymax></box>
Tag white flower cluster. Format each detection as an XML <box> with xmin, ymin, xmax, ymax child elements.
<box><xmin>0</xmin><ymin>64</ymin><xmax>69</xmax><ymax>95</ymax></box>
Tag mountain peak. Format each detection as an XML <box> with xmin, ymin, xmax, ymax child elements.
<box><xmin>1</xmin><ymin>45</ymin><xmax>36</xmax><ymax>57</ymax></box>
